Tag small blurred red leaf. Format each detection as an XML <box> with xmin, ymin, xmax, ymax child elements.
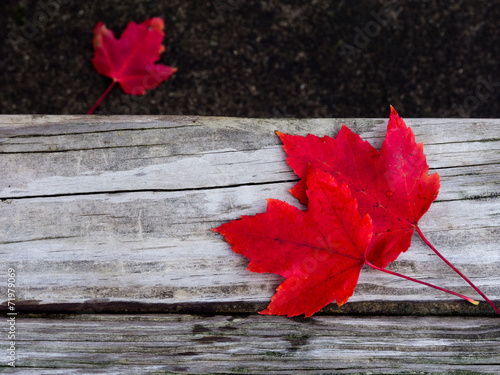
<box><xmin>91</xmin><ymin>17</ymin><xmax>176</xmax><ymax>95</ymax></box>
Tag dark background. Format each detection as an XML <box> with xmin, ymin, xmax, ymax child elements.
<box><xmin>1</xmin><ymin>0</ymin><xmax>499</xmax><ymax>117</ymax></box>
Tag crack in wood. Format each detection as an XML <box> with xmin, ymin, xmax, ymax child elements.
<box><xmin>0</xmin><ymin>180</ymin><xmax>300</xmax><ymax>200</ymax></box>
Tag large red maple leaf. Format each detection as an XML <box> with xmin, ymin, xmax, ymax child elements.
<box><xmin>88</xmin><ymin>17</ymin><xmax>176</xmax><ymax>113</ymax></box>
<box><xmin>277</xmin><ymin>107</ymin><xmax>440</xmax><ymax>268</ymax></box>
<box><xmin>213</xmin><ymin>170</ymin><xmax>373</xmax><ymax>317</ymax></box>
<box><xmin>214</xmin><ymin>108</ymin><xmax>498</xmax><ymax>316</ymax></box>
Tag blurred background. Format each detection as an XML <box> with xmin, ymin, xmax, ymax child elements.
<box><xmin>1</xmin><ymin>0</ymin><xmax>499</xmax><ymax>117</ymax></box>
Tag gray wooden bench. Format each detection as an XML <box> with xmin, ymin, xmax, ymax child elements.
<box><xmin>1</xmin><ymin>115</ymin><xmax>499</xmax><ymax>374</ymax></box>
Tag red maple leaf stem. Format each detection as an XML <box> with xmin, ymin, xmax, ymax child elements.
<box><xmin>365</xmin><ymin>261</ymin><xmax>480</xmax><ymax>306</ymax></box>
<box><xmin>416</xmin><ymin>227</ymin><xmax>500</xmax><ymax>315</ymax></box>
<box><xmin>87</xmin><ymin>80</ymin><xmax>117</xmax><ymax>115</ymax></box>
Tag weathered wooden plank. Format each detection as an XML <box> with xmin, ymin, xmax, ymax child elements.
<box><xmin>5</xmin><ymin>314</ymin><xmax>500</xmax><ymax>374</ymax></box>
<box><xmin>1</xmin><ymin>186</ymin><xmax>499</xmax><ymax>312</ymax></box>
<box><xmin>1</xmin><ymin>116</ymin><xmax>499</xmax><ymax>201</ymax></box>
<box><xmin>0</xmin><ymin>116</ymin><xmax>499</xmax><ymax>314</ymax></box>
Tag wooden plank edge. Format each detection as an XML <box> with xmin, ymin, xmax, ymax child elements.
<box><xmin>2</xmin><ymin>300</ymin><xmax>499</xmax><ymax>316</ymax></box>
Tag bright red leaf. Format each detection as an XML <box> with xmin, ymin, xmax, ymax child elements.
<box><xmin>213</xmin><ymin>169</ymin><xmax>373</xmax><ymax>317</ymax></box>
<box><xmin>277</xmin><ymin>107</ymin><xmax>440</xmax><ymax>268</ymax></box>
<box><xmin>213</xmin><ymin>108</ymin><xmax>493</xmax><ymax>316</ymax></box>
<box><xmin>88</xmin><ymin>17</ymin><xmax>176</xmax><ymax>114</ymax></box>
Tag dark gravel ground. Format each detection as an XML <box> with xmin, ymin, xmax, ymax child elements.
<box><xmin>1</xmin><ymin>0</ymin><xmax>499</xmax><ymax>117</ymax></box>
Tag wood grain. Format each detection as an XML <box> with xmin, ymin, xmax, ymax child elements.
<box><xmin>0</xmin><ymin>115</ymin><xmax>499</xmax><ymax>314</ymax></box>
<box><xmin>8</xmin><ymin>314</ymin><xmax>500</xmax><ymax>374</ymax></box>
